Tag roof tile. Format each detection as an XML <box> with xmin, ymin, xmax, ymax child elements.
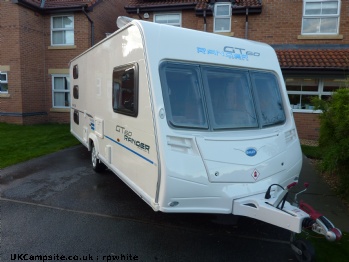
<box><xmin>275</xmin><ymin>49</ymin><xmax>349</xmax><ymax>69</ymax></box>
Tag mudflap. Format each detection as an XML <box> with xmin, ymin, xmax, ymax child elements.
<box><xmin>232</xmin><ymin>191</ymin><xmax>309</xmax><ymax>233</ymax></box>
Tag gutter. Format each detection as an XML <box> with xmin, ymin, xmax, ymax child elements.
<box><xmin>245</xmin><ymin>7</ymin><xmax>249</xmax><ymax>39</ymax></box>
<box><xmin>82</xmin><ymin>6</ymin><xmax>94</xmax><ymax>47</ymax></box>
<box><xmin>125</xmin><ymin>3</ymin><xmax>197</xmax><ymax>13</ymax></box>
<box><xmin>13</xmin><ymin>0</ymin><xmax>94</xmax><ymax>14</ymax></box>
<box><xmin>281</xmin><ymin>68</ymin><xmax>349</xmax><ymax>76</ymax></box>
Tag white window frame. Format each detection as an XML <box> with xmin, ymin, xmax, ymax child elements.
<box><xmin>301</xmin><ymin>0</ymin><xmax>341</xmax><ymax>35</ymax></box>
<box><xmin>51</xmin><ymin>15</ymin><xmax>74</xmax><ymax>46</ymax></box>
<box><xmin>153</xmin><ymin>13</ymin><xmax>182</xmax><ymax>27</ymax></box>
<box><xmin>285</xmin><ymin>76</ymin><xmax>347</xmax><ymax>112</ymax></box>
<box><xmin>52</xmin><ymin>74</ymin><xmax>70</xmax><ymax>108</ymax></box>
<box><xmin>0</xmin><ymin>72</ymin><xmax>8</xmax><ymax>93</ymax></box>
<box><xmin>213</xmin><ymin>3</ymin><xmax>232</xmax><ymax>33</ymax></box>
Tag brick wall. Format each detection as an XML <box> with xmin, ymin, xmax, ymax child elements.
<box><xmin>238</xmin><ymin>0</ymin><xmax>348</xmax><ymax>44</ymax></box>
<box><xmin>19</xmin><ymin>8</ymin><xmax>47</xmax><ymax>123</ymax></box>
<box><xmin>0</xmin><ymin>1</ymin><xmax>126</xmax><ymax>125</ymax></box>
<box><xmin>0</xmin><ymin>1</ymin><xmax>24</xmax><ymax>124</ymax></box>
<box><xmin>294</xmin><ymin>113</ymin><xmax>320</xmax><ymax>140</ymax></box>
<box><xmin>91</xmin><ymin>0</ymin><xmax>125</xmax><ymax>42</ymax></box>
<box><xmin>128</xmin><ymin>0</ymin><xmax>349</xmax><ymax>44</ymax></box>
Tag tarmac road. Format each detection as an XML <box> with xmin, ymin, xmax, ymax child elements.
<box><xmin>0</xmin><ymin>145</ymin><xmax>346</xmax><ymax>262</ymax></box>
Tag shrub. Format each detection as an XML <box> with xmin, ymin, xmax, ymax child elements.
<box><xmin>312</xmin><ymin>88</ymin><xmax>349</xmax><ymax>196</ymax></box>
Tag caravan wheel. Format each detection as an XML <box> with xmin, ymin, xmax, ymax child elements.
<box><xmin>293</xmin><ymin>239</ymin><xmax>315</xmax><ymax>262</ymax></box>
<box><xmin>91</xmin><ymin>142</ymin><xmax>106</xmax><ymax>173</ymax></box>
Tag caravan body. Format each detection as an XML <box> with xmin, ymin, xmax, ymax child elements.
<box><xmin>70</xmin><ymin>19</ymin><xmax>306</xmax><ymax>233</ymax></box>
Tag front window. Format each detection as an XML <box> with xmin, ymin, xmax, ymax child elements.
<box><xmin>154</xmin><ymin>13</ymin><xmax>181</xmax><ymax>27</ymax></box>
<box><xmin>286</xmin><ymin>76</ymin><xmax>348</xmax><ymax>110</ymax></box>
<box><xmin>0</xmin><ymin>72</ymin><xmax>8</xmax><ymax>93</ymax></box>
<box><xmin>202</xmin><ymin>67</ymin><xmax>258</xmax><ymax>129</ymax></box>
<box><xmin>51</xmin><ymin>15</ymin><xmax>74</xmax><ymax>45</ymax></box>
<box><xmin>251</xmin><ymin>72</ymin><xmax>286</xmax><ymax>127</ymax></box>
<box><xmin>52</xmin><ymin>75</ymin><xmax>70</xmax><ymax>108</ymax></box>
<box><xmin>159</xmin><ymin>64</ymin><xmax>207</xmax><ymax>129</ymax></box>
<box><xmin>302</xmin><ymin>0</ymin><xmax>340</xmax><ymax>34</ymax></box>
<box><xmin>214</xmin><ymin>3</ymin><xmax>232</xmax><ymax>33</ymax></box>
<box><xmin>160</xmin><ymin>62</ymin><xmax>286</xmax><ymax>130</ymax></box>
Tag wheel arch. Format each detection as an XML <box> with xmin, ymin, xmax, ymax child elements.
<box><xmin>88</xmin><ymin>133</ymin><xmax>99</xmax><ymax>152</ymax></box>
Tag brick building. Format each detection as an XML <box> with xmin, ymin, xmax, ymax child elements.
<box><xmin>1</xmin><ymin>0</ymin><xmax>348</xmax><ymax>140</ymax></box>
<box><xmin>0</xmin><ymin>0</ymin><xmax>126</xmax><ymax>124</ymax></box>
<box><xmin>123</xmin><ymin>0</ymin><xmax>349</xmax><ymax>140</ymax></box>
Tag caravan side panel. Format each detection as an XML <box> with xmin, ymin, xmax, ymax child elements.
<box><xmin>70</xmin><ymin>25</ymin><xmax>159</xmax><ymax>208</ymax></box>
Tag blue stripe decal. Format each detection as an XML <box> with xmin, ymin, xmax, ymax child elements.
<box><xmin>105</xmin><ymin>135</ymin><xmax>154</xmax><ymax>165</ymax></box>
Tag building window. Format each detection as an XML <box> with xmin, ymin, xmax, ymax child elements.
<box><xmin>51</xmin><ymin>15</ymin><xmax>74</xmax><ymax>45</ymax></box>
<box><xmin>112</xmin><ymin>64</ymin><xmax>138</xmax><ymax>117</ymax></box>
<box><xmin>213</xmin><ymin>3</ymin><xmax>232</xmax><ymax>33</ymax></box>
<box><xmin>285</xmin><ymin>77</ymin><xmax>347</xmax><ymax>111</ymax></box>
<box><xmin>52</xmin><ymin>75</ymin><xmax>70</xmax><ymax>108</ymax></box>
<box><xmin>0</xmin><ymin>72</ymin><xmax>8</xmax><ymax>93</ymax></box>
<box><xmin>154</xmin><ymin>13</ymin><xmax>181</xmax><ymax>27</ymax></box>
<box><xmin>302</xmin><ymin>0</ymin><xmax>340</xmax><ymax>35</ymax></box>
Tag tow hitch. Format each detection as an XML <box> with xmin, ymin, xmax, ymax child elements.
<box><xmin>233</xmin><ymin>182</ymin><xmax>342</xmax><ymax>262</ymax></box>
<box><xmin>289</xmin><ymin>182</ymin><xmax>342</xmax><ymax>261</ymax></box>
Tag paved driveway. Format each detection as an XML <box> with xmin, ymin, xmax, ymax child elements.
<box><xmin>1</xmin><ymin>145</ymin><xmax>299</xmax><ymax>261</ymax></box>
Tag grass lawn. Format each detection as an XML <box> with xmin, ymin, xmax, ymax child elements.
<box><xmin>298</xmin><ymin>232</ymin><xmax>349</xmax><ymax>262</ymax></box>
<box><xmin>301</xmin><ymin>144</ymin><xmax>323</xmax><ymax>160</ymax></box>
<box><xmin>0</xmin><ymin>123</ymin><xmax>80</xmax><ymax>169</ymax></box>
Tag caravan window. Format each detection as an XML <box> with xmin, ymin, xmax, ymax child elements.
<box><xmin>160</xmin><ymin>61</ymin><xmax>286</xmax><ymax>130</ymax></box>
<box><xmin>112</xmin><ymin>64</ymin><xmax>138</xmax><ymax>117</ymax></box>
<box><xmin>159</xmin><ymin>63</ymin><xmax>208</xmax><ymax>129</ymax></box>
<box><xmin>250</xmin><ymin>72</ymin><xmax>286</xmax><ymax>127</ymax></box>
<box><xmin>201</xmin><ymin>67</ymin><xmax>258</xmax><ymax>129</ymax></box>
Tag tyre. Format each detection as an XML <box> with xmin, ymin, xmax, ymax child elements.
<box><xmin>91</xmin><ymin>142</ymin><xmax>106</xmax><ymax>173</ymax></box>
<box><xmin>293</xmin><ymin>239</ymin><xmax>315</xmax><ymax>262</ymax></box>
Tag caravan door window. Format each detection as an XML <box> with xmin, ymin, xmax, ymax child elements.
<box><xmin>112</xmin><ymin>64</ymin><xmax>138</xmax><ymax>117</ymax></box>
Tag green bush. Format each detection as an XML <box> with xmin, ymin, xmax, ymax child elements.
<box><xmin>312</xmin><ymin>88</ymin><xmax>349</xmax><ymax>196</ymax></box>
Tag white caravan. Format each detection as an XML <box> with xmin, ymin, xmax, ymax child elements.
<box><xmin>70</xmin><ymin>17</ymin><xmax>341</xmax><ymax>257</ymax></box>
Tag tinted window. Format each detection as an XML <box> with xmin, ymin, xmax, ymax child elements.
<box><xmin>73</xmin><ymin>65</ymin><xmax>78</xmax><ymax>79</ymax></box>
<box><xmin>250</xmin><ymin>72</ymin><xmax>286</xmax><ymax>127</ymax></box>
<box><xmin>159</xmin><ymin>61</ymin><xmax>285</xmax><ymax>130</ymax></box>
<box><xmin>202</xmin><ymin>67</ymin><xmax>258</xmax><ymax>129</ymax></box>
<box><xmin>112</xmin><ymin>64</ymin><xmax>138</xmax><ymax>117</ymax></box>
<box><xmin>160</xmin><ymin>63</ymin><xmax>208</xmax><ymax>129</ymax></box>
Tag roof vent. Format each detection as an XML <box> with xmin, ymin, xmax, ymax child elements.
<box><xmin>116</xmin><ymin>16</ymin><xmax>134</xmax><ymax>29</ymax></box>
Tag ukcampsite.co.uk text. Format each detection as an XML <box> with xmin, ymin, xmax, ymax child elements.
<box><xmin>10</xmin><ymin>253</ymin><xmax>139</xmax><ymax>261</ymax></box>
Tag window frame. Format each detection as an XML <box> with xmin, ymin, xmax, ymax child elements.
<box><xmin>112</xmin><ymin>63</ymin><xmax>139</xmax><ymax>118</ymax></box>
<box><xmin>153</xmin><ymin>13</ymin><xmax>182</xmax><ymax>27</ymax></box>
<box><xmin>52</xmin><ymin>74</ymin><xmax>70</xmax><ymax>109</ymax></box>
<box><xmin>51</xmin><ymin>14</ymin><xmax>75</xmax><ymax>46</ymax></box>
<box><xmin>213</xmin><ymin>3</ymin><xmax>232</xmax><ymax>33</ymax></box>
<box><xmin>285</xmin><ymin>76</ymin><xmax>348</xmax><ymax>112</ymax></box>
<box><xmin>0</xmin><ymin>72</ymin><xmax>8</xmax><ymax>93</ymax></box>
<box><xmin>301</xmin><ymin>0</ymin><xmax>341</xmax><ymax>35</ymax></box>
